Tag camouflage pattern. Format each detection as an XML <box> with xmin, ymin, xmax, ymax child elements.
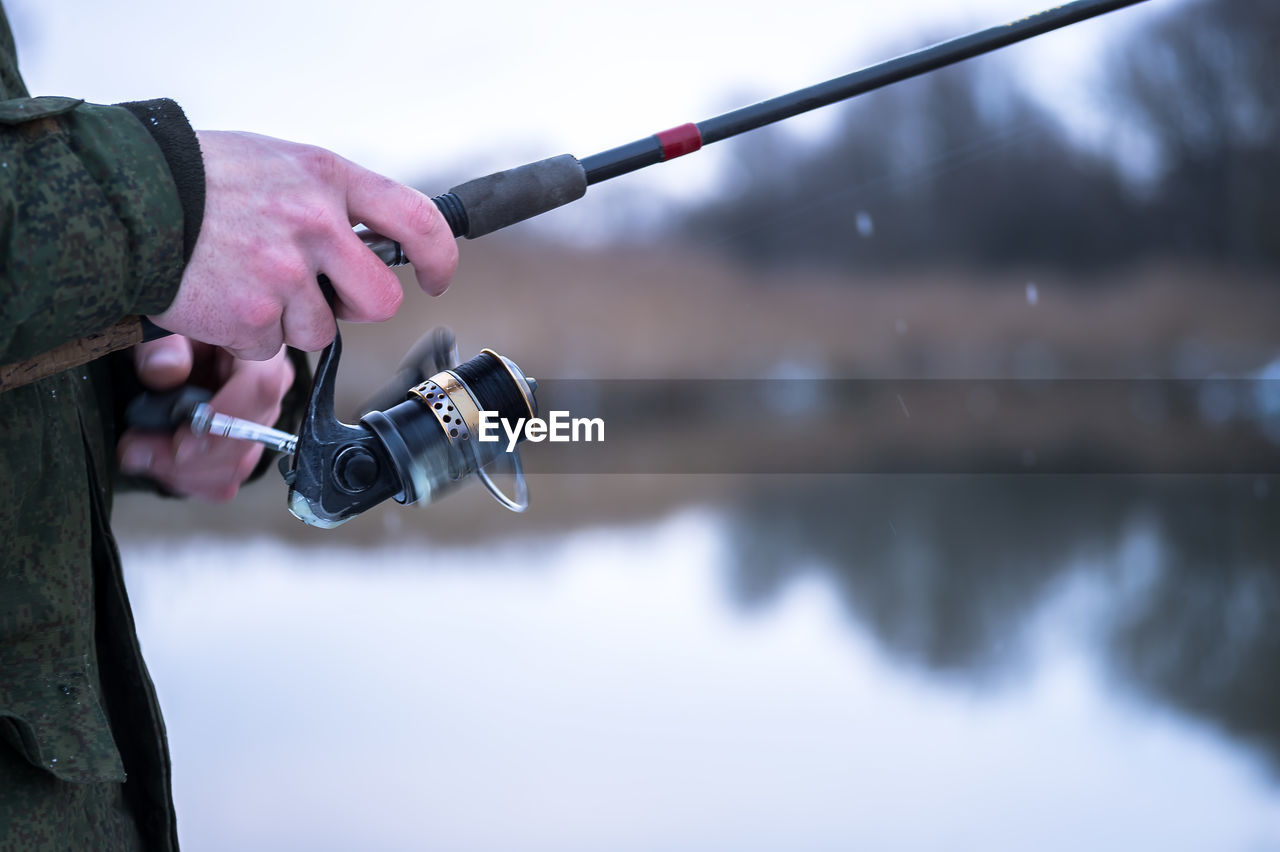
<box><xmin>0</xmin><ymin>4</ymin><xmax>186</xmax><ymax>849</ymax></box>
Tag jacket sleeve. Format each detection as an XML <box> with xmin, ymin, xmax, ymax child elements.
<box><xmin>0</xmin><ymin>95</ymin><xmax>202</xmax><ymax>362</ymax></box>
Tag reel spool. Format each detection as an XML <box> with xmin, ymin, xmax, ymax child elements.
<box><xmin>283</xmin><ymin>328</ymin><xmax>537</xmax><ymax>528</ymax></box>
<box><xmin>363</xmin><ymin>350</ymin><xmax>536</xmax><ymax>511</ymax></box>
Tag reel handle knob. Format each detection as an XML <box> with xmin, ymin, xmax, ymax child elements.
<box><xmin>124</xmin><ymin>385</ymin><xmax>213</xmax><ymax>432</ymax></box>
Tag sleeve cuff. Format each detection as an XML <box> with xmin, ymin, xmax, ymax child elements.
<box><xmin>118</xmin><ymin>99</ymin><xmax>206</xmax><ymax>264</ymax></box>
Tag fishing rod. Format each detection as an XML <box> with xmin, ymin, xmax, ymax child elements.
<box><xmin>358</xmin><ymin>0</ymin><xmax>1150</xmax><ymax>255</ymax></box>
<box><xmin>2</xmin><ymin>0</ymin><xmax>1153</xmax><ymax>528</ymax></box>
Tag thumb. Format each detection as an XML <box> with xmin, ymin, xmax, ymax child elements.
<box><xmin>134</xmin><ymin>335</ymin><xmax>194</xmax><ymax>390</ymax></box>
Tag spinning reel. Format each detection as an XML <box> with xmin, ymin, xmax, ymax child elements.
<box><xmin>283</xmin><ymin>327</ymin><xmax>537</xmax><ymax>527</ymax></box>
<box><xmin>127</xmin><ymin>327</ymin><xmax>538</xmax><ymax>528</ymax></box>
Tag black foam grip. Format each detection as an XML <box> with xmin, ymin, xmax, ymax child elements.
<box><xmin>447</xmin><ymin>154</ymin><xmax>588</xmax><ymax>238</ymax></box>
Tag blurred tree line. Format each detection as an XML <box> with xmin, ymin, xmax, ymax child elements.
<box><xmin>676</xmin><ymin>0</ymin><xmax>1279</xmax><ymax>274</ymax></box>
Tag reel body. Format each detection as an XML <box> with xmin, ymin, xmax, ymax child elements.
<box><xmin>282</xmin><ymin>329</ymin><xmax>537</xmax><ymax>528</ymax></box>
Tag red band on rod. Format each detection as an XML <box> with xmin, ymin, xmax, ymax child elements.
<box><xmin>656</xmin><ymin>123</ymin><xmax>703</xmax><ymax>160</ymax></box>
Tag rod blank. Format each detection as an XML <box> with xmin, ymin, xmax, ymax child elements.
<box><xmin>409</xmin><ymin>0</ymin><xmax>1152</xmax><ymax>246</ymax></box>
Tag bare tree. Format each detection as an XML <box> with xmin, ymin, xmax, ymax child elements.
<box><xmin>1103</xmin><ymin>0</ymin><xmax>1279</xmax><ymax>265</ymax></box>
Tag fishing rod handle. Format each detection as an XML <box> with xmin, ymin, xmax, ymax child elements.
<box><xmin>363</xmin><ymin>154</ymin><xmax>589</xmax><ymax>262</ymax></box>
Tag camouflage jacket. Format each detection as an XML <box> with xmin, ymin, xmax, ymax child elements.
<box><xmin>0</xmin><ymin>6</ymin><xmax>201</xmax><ymax>850</ymax></box>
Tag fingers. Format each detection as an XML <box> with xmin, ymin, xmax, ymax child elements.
<box><xmin>280</xmin><ymin>279</ymin><xmax>338</xmax><ymax>350</ymax></box>
<box><xmin>314</xmin><ymin>228</ymin><xmax>403</xmax><ymax>324</ymax></box>
<box><xmin>133</xmin><ymin>336</ymin><xmax>195</xmax><ymax>390</ymax></box>
<box><xmin>155</xmin><ymin>131</ymin><xmax>457</xmax><ymax>361</ymax></box>
<box><xmin>118</xmin><ymin>346</ymin><xmax>295</xmax><ymax>502</ymax></box>
<box><xmin>343</xmin><ymin>165</ymin><xmax>459</xmax><ymax>297</ymax></box>
<box><xmin>120</xmin><ymin>428</ymin><xmax>267</xmax><ymax>503</ymax></box>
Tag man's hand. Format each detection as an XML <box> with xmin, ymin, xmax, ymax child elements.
<box><xmin>150</xmin><ymin>131</ymin><xmax>459</xmax><ymax>360</ymax></box>
<box><xmin>117</xmin><ymin>335</ymin><xmax>295</xmax><ymax>501</ymax></box>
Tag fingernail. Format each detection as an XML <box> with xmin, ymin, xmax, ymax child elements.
<box><xmin>175</xmin><ymin>436</ymin><xmax>209</xmax><ymax>465</ymax></box>
<box><xmin>121</xmin><ymin>444</ymin><xmax>152</xmax><ymax>475</ymax></box>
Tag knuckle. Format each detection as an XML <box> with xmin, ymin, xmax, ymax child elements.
<box><xmin>403</xmin><ymin>191</ymin><xmax>440</xmax><ymax>237</ymax></box>
<box><xmin>299</xmin><ymin>144</ymin><xmax>341</xmax><ymax>183</ymax></box>
<box><xmin>263</xmin><ymin>194</ymin><xmax>333</xmax><ymax>241</ymax></box>
<box><xmin>294</xmin><ymin>201</ymin><xmax>336</xmax><ymax>239</ymax></box>
<box><xmin>257</xmin><ymin>249</ymin><xmax>311</xmax><ymax>287</ymax></box>
<box><xmin>232</xmin><ymin>296</ymin><xmax>281</xmax><ymax>335</ymax></box>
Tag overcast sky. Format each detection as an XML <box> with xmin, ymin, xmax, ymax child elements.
<box><xmin>7</xmin><ymin>0</ymin><xmax>1165</xmax><ymax>221</ymax></box>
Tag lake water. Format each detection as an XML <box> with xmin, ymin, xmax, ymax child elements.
<box><xmin>120</xmin><ymin>475</ymin><xmax>1280</xmax><ymax>851</ymax></box>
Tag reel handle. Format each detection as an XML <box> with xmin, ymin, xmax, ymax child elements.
<box><xmin>353</xmin><ymin>327</ymin><xmax>458</xmax><ymax>419</ymax></box>
<box><xmin>124</xmin><ymin>385</ymin><xmax>213</xmax><ymax>432</ymax></box>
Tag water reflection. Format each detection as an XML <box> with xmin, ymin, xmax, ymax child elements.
<box><xmin>120</xmin><ymin>477</ymin><xmax>1280</xmax><ymax>850</ymax></box>
<box><xmin>727</xmin><ymin>475</ymin><xmax>1280</xmax><ymax>772</ymax></box>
